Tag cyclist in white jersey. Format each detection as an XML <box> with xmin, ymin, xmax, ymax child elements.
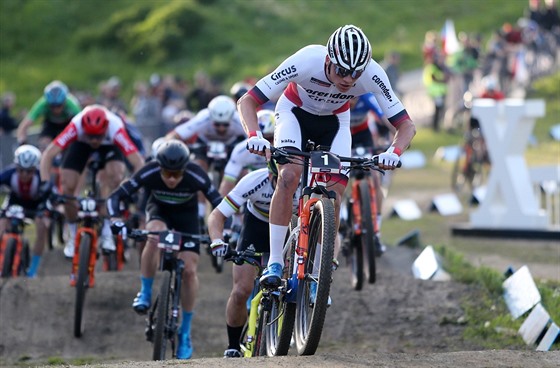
<box><xmin>167</xmin><ymin>95</ymin><xmax>247</xmax><ymax>219</ymax></box>
<box><xmin>206</xmin><ymin>163</ymin><xmax>298</xmax><ymax>358</ymax></box>
<box><xmin>237</xmin><ymin>24</ymin><xmax>416</xmax><ymax>288</ymax></box>
<box><xmin>218</xmin><ymin>109</ymin><xmax>275</xmax><ymax>196</ymax></box>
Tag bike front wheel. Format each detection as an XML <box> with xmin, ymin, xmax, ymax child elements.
<box><xmin>152</xmin><ymin>270</ymin><xmax>172</xmax><ymax>360</ymax></box>
<box><xmin>74</xmin><ymin>233</ymin><xmax>92</xmax><ymax>338</ymax></box>
<box><xmin>294</xmin><ymin>198</ymin><xmax>336</xmax><ymax>355</ymax></box>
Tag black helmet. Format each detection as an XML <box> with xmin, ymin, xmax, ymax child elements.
<box><xmin>156</xmin><ymin>139</ymin><xmax>190</xmax><ymax>171</ymax></box>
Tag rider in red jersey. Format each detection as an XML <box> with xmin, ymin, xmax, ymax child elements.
<box><xmin>39</xmin><ymin>104</ymin><xmax>144</xmax><ymax>258</ymax></box>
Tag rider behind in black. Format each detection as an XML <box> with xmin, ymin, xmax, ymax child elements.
<box><xmin>107</xmin><ymin>139</ymin><xmax>222</xmax><ymax>360</ymax></box>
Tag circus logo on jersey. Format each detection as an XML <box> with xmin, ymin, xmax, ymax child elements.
<box><xmin>371</xmin><ymin>75</ymin><xmax>393</xmax><ymax>102</ymax></box>
<box><xmin>271</xmin><ymin>65</ymin><xmax>297</xmax><ymax>85</ymax></box>
<box><xmin>310</xmin><ymin>77</ymin><xmax>331</xmax><ymax>87</ymax></box>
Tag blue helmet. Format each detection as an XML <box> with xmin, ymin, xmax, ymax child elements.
<box><xmin>44</xmin><ymin>80</ymin><xmax>68</xmax><ymax>105</ymax></box>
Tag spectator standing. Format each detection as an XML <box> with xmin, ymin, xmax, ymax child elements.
<box><xmin>423</xmin><ymin>51</ymin><xmax>449</xmax><ymax>132</ymax></box>
<box><xmin>382</xmin><ymin>51</ymin><xmax>402</xmax><ymax>97</ymax></box>
<box><xmin>97</xmin><ymin>76</ymin><xmax>128</xmax><ymax>114</ymax></box>
<box><xmin>0</xmin><ymin>92</ymin><xmax>17</xmax><ymax>136</ymax></box>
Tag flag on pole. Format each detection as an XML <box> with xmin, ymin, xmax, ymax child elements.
<box><xmin>441</xmin><ymin>19</ymin><xmax>460</xmax><ymax>55</ymax></box>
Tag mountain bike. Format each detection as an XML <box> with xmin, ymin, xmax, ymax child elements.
<box><xmin>267</xmin><ymin>143</ymin><xmax>396</xmax><ymax>355</ymax></box>
<box><xmin>52</xmin><ymin>191</ymin><xmax>106</xmax><ymax>338</ymax></box>
<box><xmin>0</xmin><ymin>204</ymin><xmax>32</xmax><ymax>277</ymax></box>
<box><xmin>54</xmin><ymin>154</ymin><xmax>122</xmax><ymax>337</ymax></box>
<box><xmin>128</xmin><ymin>228</ymin><xmax>209</xmax><ymax>361</ymax></box>
<box><xmin>223</xmin><ymin>248</ymin><xmax>269</xmax><ymax>357</ymax></box>
<box><xmin>451</xmin><ymin>126</ymin><xmax>490</xmax><ymax>198</ymax></box>
<box><xmin>342</xmin><ymin>146</ymin><xmax>387</xmax><ymax>290</ymax></box>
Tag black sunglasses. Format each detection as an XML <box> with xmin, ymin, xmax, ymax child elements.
<box><xmin>334</xmin><ymin>65</ymin><xmax>363</xmax><ymax>79</ymax></box>
<box><xmin>16</xmin><ymin>167</ymin><xmax>35</xmax><ymax>174</ymax></box>
<box><xmin>214</xmin><ymin>122</ymin><xmax>230</xmax><ymax>128</ymax></box>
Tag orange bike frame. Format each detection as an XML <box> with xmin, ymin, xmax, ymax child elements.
<box><xmin>0</xmin><ymin>233</ymin><xmax>23</xmax><ymax>277</ymax></box>
<box><xmin>351</xmin><ymin>175</ymin><xmax>379</xmax><ymax>236</ymax></box>
<box><xmin>71</xmin><ymin>227</ymin><xmax>98</xmax><ymax>287</ymax></box>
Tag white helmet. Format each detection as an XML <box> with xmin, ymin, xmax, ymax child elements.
<box><xmin>151</xmin><ymin>137</ymin><xmax>167</xmax><ymax>159</ymax></box>
<box><xmin>208</xmin><ymin>95</ymin><xmax>236</xmax><ymax>123</ymax></box>
<box><xmin>327</xmin><ymin>25</ymin><xmax>372</xmax><ymax>72</ymax></box>
<box><xmin>257</xmin><ymin>109</ymin><xmax>275</xmax><ymax>137</ymax></box>
<box><xmin>14</xmin><ymin>144</ymin><xmax>41</xmax><ymax>169</ymax></box>
<box><xmin>230</xmin><ymin>81</ymin><xmax>252</xmax><ymax>101</ymax></box>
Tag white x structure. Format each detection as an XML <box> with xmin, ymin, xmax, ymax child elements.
<box><xmin>470</xmin><ymin>99</ymin><xmax>549</xmax><ymax>229</ymax></box>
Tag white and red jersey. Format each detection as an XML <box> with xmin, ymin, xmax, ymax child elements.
<box><xmin>173</xmin><ymin>108</ymin><xmax>246</xmax><ymax>146</ymax></box>
<box><xmin>249</xmin><ymin>45</ymin><xmax>410</xmax><ymax>126</ymax></box>
<box><xmin>216</xmin><ymin>168</ymin><xmax>298</xmax><ymax>222</ymax></box>
<box><xmin>53</xmin><ymin>109</ymin><xmax>138</xmax><ymax>156</ymax></box>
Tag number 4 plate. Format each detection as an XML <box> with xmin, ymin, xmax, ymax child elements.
<box><xmin>158</xmin><ymin>231</ymin><xmax>181</xmax><ymax>251</ymax></box>
<box><xmin>310</xmin><ymin>151</ymin><xmax>341</xmax><ymax>174</ymax></box>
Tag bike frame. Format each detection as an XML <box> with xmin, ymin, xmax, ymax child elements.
<box><xmin>350</xmin><ymin>173</ymin><xmax>379</xmax><ymax>236</ymax></box>
<box><xmin>0</xmin><ymin>205</ymin><xmax>28</xmax><ymax>277</ymax></box>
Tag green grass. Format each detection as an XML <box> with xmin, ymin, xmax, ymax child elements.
<box><xmin>0</xmin><ymin>0</ymin><xmax>530</xmax><ymax>109</ymax></box>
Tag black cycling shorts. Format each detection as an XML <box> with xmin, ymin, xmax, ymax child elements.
<box><xmin>236</xmin><ymin>211</ymin><xmax>269</xmax><ymax>264</ymax></box>
<box><xmin>40</xmin><ymin>121</ymin><xmax>69</xmax><ymax>140</ymax></box>
<box><xmin>61</xmin><ymin>141</ymin><xmax>125</xmax><ymax>173</ymax></box>
<box><xmin>292</xmin><ymin>106</ymin><xmax>340</xmax><ymax>151</ymax></box>
<box><xmin>145</xmin><ymin>201</ymin><xmax>201</xmax><ymax>254</ymax></box>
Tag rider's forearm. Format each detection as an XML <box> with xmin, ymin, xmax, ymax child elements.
<box><xmin>207</xmin><ymin>209</ymin><xmax>226</xmax><ymax>240</ymax></box>
<box><xmin>237</xmin><ymin>94</ymin><xmax>260</xmax><ymax>135</ymax></box>
<box><xmin>16</xmin><ymin>119</ymin><xmax>33</xmax><ymax>143</ymax></box>
<box><xmin>391</xmin><ymin>120</ymin><xmax>416</xmax><ymax>153</ymax></box>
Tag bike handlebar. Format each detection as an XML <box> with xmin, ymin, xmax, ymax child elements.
<box><xmin>128</xmin><ymin>228</ymin><xmax>211</xmax><ymax>244</ymax></box>
<box><xmin>270</xmin><ymin>145</ymin><xmax>402</xmax><ymax>171</ymax></box>
<box><xmin>223</xmin><ymin>248</ymin><xmax>265</xmax><ymax>269</ymax></box>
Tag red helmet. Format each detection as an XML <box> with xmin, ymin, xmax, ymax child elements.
<box><xmin>82</xmin><ymin>105</ymin><xmax>109</xmax><ymax>135</ymax></box>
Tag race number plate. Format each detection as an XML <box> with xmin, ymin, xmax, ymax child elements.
<box><xmin>158</xmin><ymin>231</ymin><xmax>182</xmax><ymax>251</ymax></box>
<box><xmin>310</xmin><ymin>151</ymin><xmax>341</xmax><ymax>174</ymax></box>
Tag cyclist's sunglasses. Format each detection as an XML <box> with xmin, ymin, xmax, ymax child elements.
<box><xmin>16</xmin><ymin>167</ymin><xmax>35</xmax><ymax>174</ymax></box>
<box><xmin>334</xmin><ymin>65</ymin><xmax>363</xmax><ymax>79</ymax></box>
<box><xmin>48</xmin><ymin>103</ymin><xmax>64</xmax><ymax>108</ymax></box>
<box><xmin>214</xmin><ymin>122</ymin><xmax>230</xmax><ymax>128</ymax></box>
<box><xmin>85</xmin><ymin>134</ymin><xmax>105</xmax><ymax>140</ymax></box>
<box><xmin>161</xmin><ymin>168</ymin><xmax>184</xmax><ymax>179</ymax></box>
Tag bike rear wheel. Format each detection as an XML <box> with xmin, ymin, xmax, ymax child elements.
<box><xmin>265</xmin><ymin>215</ymin><xmax>297</xmax><ymax>356</ymax></box>
<box><xmin>294</xmin><ymin>198</ymin><xmax>335</xmax><ymax>355</ymax></box>
<box><xmin>152</xmin><ymin>270</ymin><xmax>172</xmax><ymax>360</ymax></box>
<box><xmin>74</xmin><ymin>233</ymin><xmax>91</xmax><ymax>338</ymax></box>
<box><xmin>359</xmin><ymin>179</ymin><xmax>376</xmax><ymax>284</ymax></box>
<box><xmin>1</xmin><ymin>238</ymin><xmax>17</xmax><ymax>277</ymax></box>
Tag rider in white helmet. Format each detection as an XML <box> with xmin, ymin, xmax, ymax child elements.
<box><xmin>167</xmin><ymin>95</ymin><xmax>246</xmax><ymax>220</ymax></box>
<box><xmin>237</xmin><ymin>24</ymin><xmax>416</xmax><ymax>291</ymax></box>
<box><xmin>0</xmin><ymin>145</ymin><xmax>50</xmax><ymax>277</ymax></box>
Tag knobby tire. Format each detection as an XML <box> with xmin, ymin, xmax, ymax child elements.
<box><xmin>348</xmin><ymin>194</ymin><xmax>364</xmax><ymax>291</ymax></box>
<box><xmin>1</xmin><ymin>238</ymin><xmax>17</xmax><ymax>277</ymax></box>
<box><xmin>152</xmin><ymin>270</ymin><xmax>172</xmax><ymax>361</ymax></box>
<box><xmin>74</xmin><ymin>233</ymin><xmax>91</xmax><ymax>338</ymax></box>
<box><xmin>294</xmin><ymin>198</ymin><xmax>335</xmax><ymax>355</ymax></box>
<box><xmin>359</xmin><ymin>180</ymin><xmax>376</xmax><ymax>284</ymax></box>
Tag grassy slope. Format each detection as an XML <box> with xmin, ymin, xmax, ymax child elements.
<box><xmin>1</xmin><ymin>0</ymin><xmax>528</xmax><ymax>108</ymax></box>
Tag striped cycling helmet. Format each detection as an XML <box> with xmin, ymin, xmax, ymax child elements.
<box><xmin>327</xmin><ymin>25</ymin><xmax>372</xmax><ymax>72</ymax></box>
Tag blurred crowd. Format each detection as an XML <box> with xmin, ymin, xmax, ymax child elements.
<box><xmin>422</xmin><ymin>0</ymin><xmax>559</xmax><ymax>132</ymax></box>
<box><xmin>0</xmin><ymin>70</ymin><xmax>257</xmax><ymax>169</ymax></box>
